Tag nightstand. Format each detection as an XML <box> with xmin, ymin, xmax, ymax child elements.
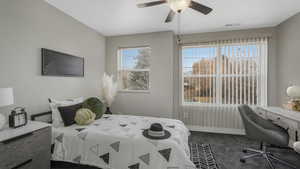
<box><xmin>0</xmin><ymin>121</ymin><xmax>51</xmax><ymax>169</ymax></box>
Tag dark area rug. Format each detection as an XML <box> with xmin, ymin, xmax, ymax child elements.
<box><xmin>190</xmin><ymin>143</ymin><xmax>219</xmax><ymax>169</ymax></box>
<box><xmin>190</xmin><ymin>131</ymin><xmax>300</xmax><ymax>169</ymax></box>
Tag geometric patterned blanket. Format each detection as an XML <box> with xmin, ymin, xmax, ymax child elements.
<box><xmin>52</xmin><ymin>114</ymin><xmax>196</xmax><ymax>169</ymax></box>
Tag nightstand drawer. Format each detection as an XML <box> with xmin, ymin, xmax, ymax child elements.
<box><xmin>32</xmin><ymin>149</ymin><xmax>51</xmax><ymax>169</ymax></box>
<box><xmin>7</xmin><ymin>159</ymin><xmax>33</xmax><ymax>169</ymax></box>
<box><xmin>0</xmin><ymin>127</ymin><xmax>51</xmax><ymax>169</ymax></box>
<box><xmin>31</xmin><ymin>127</ymin><xmax>51</xmax><ymax>152</ymax></box>
<box><xmin>0</xmin><ymin>122</ymin><xmax>51</xmax><ymax>169</ymax></box>
<box><xmin>0</xmin><ymin>133</ymin><xmax>35</xmax><ymax>168</ymax></box>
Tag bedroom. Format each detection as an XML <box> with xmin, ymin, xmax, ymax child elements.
<box><xmin>0</xmin><ymin>0</ymin><xmax>300</xmax><ymax>169</ymax></box>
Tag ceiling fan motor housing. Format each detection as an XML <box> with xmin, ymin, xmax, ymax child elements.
<box><xmin>167</xmin><ymin>0</ymin><xmax>191</xmax><ymax>12</ymax></box>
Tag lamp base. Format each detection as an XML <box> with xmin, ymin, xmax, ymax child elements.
<box><xmin>105</xmin><ymin>107</ymin><xmax>112</xmax><ymax>114</ymax></box>
<box><xmin>284</xmin><ymin>100</ymin><xmax>300</xmax><ymax>112</ymax></box>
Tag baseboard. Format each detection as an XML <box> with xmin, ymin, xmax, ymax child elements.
<box><xmin>187</xmin><ymin>125</ymin><xmax>246</xmax><ymax>135</ymax></box>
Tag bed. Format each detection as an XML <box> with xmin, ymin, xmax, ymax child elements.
<box><xmin>32</xmin><ymin>113</ymin><xmax>196</xmax><ymax>169</ymax></box>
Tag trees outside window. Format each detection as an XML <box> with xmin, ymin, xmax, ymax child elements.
<box><xmin>118</xmin><ymin>47</ymin><xmax>151</xmax><ymax>91</ymax></box>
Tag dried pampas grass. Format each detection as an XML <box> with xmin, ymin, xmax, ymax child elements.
<box><xmin>101</xmin><ymin>73</ymin><xmax>118</xmax><ymax>107</ymax></box>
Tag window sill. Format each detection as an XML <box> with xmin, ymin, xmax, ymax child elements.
<box><xmin>181</xmin><ymin>103</ymin><xmax>257</xmax><ymax>107</ymax></box>
<box><xmin>118</xmin><ymin>90</ymin><xmax>150</xmax><ymax>94</ymax></box>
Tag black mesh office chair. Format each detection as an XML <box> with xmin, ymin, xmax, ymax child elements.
<box><xmin>238</xmin><ymin>104</ymin><xmax>296</xmax><ymax>169</ymax></box>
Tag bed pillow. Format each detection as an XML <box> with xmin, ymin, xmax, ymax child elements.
<box><xmin>58</xmin><ymin>103</ymin><xmax>83</xmax><ymax>126</ymax></box>
<box><xmin>49</xmin><ymin>97</ymin><xmax>83</xmax><ymax>127</ymax></box>
<box><xmin>75</xmin><ymin>108</ymin><xmax>96</xmax><ymax>125</ymax></box>
<box><xmin>82</xmin><ymin>97</ymin><xmax>104</xmax><ymax>119</ymax></box>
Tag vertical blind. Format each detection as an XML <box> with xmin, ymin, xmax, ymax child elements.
<box><xmin>181</xmin><ymin>38</ymin><xmax>268</xmax><ymax>106</ymax></box>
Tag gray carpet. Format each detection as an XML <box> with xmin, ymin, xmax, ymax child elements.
<box><xmin>52</xmin><ymin>131</ymin><xmax>300</xmax><ymax>169</ymax></box>
<box><xmin>190</xmin><ymin>131</ymin><xmax>300</xmax><ymax>169</ymax></box>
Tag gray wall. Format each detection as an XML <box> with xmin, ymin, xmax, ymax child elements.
<box><xmin>106</xmin><ymin>28</ymin><xmax>278</xmax><ymax>119</ymax></box>
<box><xmin>0</xmin><ymin>0</ymin><xmax>105</xmax><ymax>115</ymax></box>
<box><xmin>106</xmin><ymin>31</ymin><xmax>175</xmax><ymax>118</ymax></box>
<box><xmin>277</xmin><ymin>12</ymin><xmax>300</xmax><ymax>105</ymax></box>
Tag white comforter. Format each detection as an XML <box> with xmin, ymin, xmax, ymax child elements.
<box><xmin>52</xmin><ymin>114</ymin><xmax>195</xmax><ymax>169</ymax></box>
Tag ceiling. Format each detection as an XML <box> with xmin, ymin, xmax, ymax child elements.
<box><xmin>45</xmin><ymin>0</ymin><xmax>300</xmax><ymax>36</ymax></box>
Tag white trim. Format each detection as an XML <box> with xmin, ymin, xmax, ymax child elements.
<box><xmin>119</xmin><ymin>69</ymin><xmax>150</xmax><ymax>72</ymax></box>
<box><xmin>180</xmin><ymin>40</ymin><xmax>268</xmax><ymax>106</ymax></box>
<box><xmin>118</xmin><ymin>89</ymin><xmax>150</xmax><ymax>93</ymax></box>
<box><xmin>187</xmin><ymin>125</ymin><xmax>246</xmax><ymax>135</ymax></box>
<box><xmin>117</xmin><ymin>46</ymin><xmax>151</xmax><ymax>92</ymax></box>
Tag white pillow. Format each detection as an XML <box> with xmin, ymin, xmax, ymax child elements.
<box><xmin>49</xmin><ymin>97</ymin><xmax>84</xmax><ymax>128</ymax></box>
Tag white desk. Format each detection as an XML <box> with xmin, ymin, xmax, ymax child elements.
<box><xmin>257</xmin><ymin>106</ymin><xmax>300</xmax><ymax>146</ymax></box>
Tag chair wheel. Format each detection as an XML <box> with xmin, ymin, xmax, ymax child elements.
<box><xmin>240</xmin><ymin>159</ymin><xmax>246</xmax><ymax>163</ymax></box>
<box><xmin>242</xmin><ymin>149</ymin><xmax>247</xmax><ymax>153</ymax></box>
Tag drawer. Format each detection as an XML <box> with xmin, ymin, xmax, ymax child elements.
<box><xmin>0</xmin><ymin>127</ymin><xmax>51</xmax><ymax>168</ymax></box>
<box><xmin>31</xmin><ymin>127</ymin><xmax>51</xmax><ymax>153</ymax></box>
<box><xmin>266</xmin><ymin>112</ymin><xmax>298</xmax><ymax>129</ymax></box>
<box><xmin>8</xmin><ymin>159</ymin><xmax>33</xmax><ymax>169</ymax></box>
<box><xmin>32</xmin><ymin>149</ymin><xmax>51</xmax><ymax>169</ymax></box>
<box><xmin>0</xmin><ymin>133</ymin><xmax>35</xmax><ymax>168</ymax></box>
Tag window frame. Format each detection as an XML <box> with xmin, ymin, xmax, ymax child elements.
<box><xmin>117</xmin><ymin>46</ymin><xmax>151</xmax><ymax>93</ymax></box>
<box><xmin>180</xmin><ymin>41</ymin><xmax>268</xmax><ymax>106</ymax></box>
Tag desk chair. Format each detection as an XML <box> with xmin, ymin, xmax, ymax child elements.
<box><xmin>238</xmin><ymin>104</ymin><xmax>296</xmax><ymax>169</ymax></box>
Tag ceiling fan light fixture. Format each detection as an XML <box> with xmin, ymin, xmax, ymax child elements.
<box><xmin>167</xmin><ymin>0</ymin><xmax>191</xmax><ymax>12</ymax></box>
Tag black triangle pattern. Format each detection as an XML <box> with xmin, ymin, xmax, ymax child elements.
<box><xmin>158</xmin><ymin>148</ymin><xmax>172</xmax><ymax>162</ymax></box>
<box><xmin>139</xmin><ymin>153</ymin><xmax>150</xmax><ymax>165</ymax></box>
<box><xmin>56</xmin><ymin>133</ymin><xmax>64</xmax><ymax>143</ymax></box>
<box><xmin>128</xmin><ymin>163</ymin><xmax>139</xmax><ymax>169</ymax></box>
<box><xmin>99</xmin><ymin>153</ymin><xmax>109</xmax><ymax>164</ymax></box>
<box><xmin>76</xmin><ymin>128</ymin><xmax>86</xmax><ymax>132</ymax></box>
<box><xmin>77</xmin><ymin>132</ymin><xmax>88</xmax><ymax>141</ymax></box>
<box><xmin>110</xmin><ymin>141</ymin><xmax>120</xmax><ymax>152</ymax></box>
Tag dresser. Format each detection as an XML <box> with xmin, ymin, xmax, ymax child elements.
<box><xmin>0</xmin><ymin>121</ymin><xmax>51</xmax><ymax>169</ymax></box>
<box><xmin>257</xmin><ymin>106</ymin><xmax>300</xmax><ymax>147</ymax></box>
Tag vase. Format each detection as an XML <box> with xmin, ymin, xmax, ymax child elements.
<box><xmin>105</xmin><ymin>107</ymin><xmax>112</xmax><ymax>114</ymax></box>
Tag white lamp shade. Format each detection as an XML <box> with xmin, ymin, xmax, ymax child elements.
<box><xmin>0</xmin><ymin>88</ymin><xmax>14</xmax><ymax>107</ymax></box>
<box><xmin>287</xmin><ymin>86</ymin><xmax>300</xmax><ymax>99</ymax></box>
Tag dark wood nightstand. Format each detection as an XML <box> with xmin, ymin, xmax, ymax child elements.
<box><xmin>0</xmin><ymin>121</ymin><xmax>51</xmax><ymax>169</ymax></box>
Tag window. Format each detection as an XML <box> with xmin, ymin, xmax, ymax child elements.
<box><xmin>118</xmin><ymin>47</ymin><xmax>151</xmax><ymax>92</ymax></box>
<box><xmin>182</xmin><ymin>39</ymin><xmax>268</xmax><ymax>106</ymax></box>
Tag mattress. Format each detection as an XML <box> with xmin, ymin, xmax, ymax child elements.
<box><xmin>52</xmin><ymin>114</ymin><xmax>195</xmax><ymax>169</ymax></box>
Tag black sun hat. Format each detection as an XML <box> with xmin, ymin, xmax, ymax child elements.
<box><xmin>143</xmin><ymin>123</ymin><xmax>171</xmax><ymax>140</ymax></box>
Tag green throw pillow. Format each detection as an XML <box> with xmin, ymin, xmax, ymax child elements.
<box><xmin>75</xmin><ymin>108</ymin><xmax>96</xmax><ymax>125</ymax></box>
<box><xmin>82</xmin><ymin>97</ymin><xmax>104</xmax><ymax>119</ymax></box>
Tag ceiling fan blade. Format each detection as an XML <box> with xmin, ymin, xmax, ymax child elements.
<box><xmin>165</xmin><ymin>10</ymin><xmax>176</xmax><ymax>23</ymax></box>
<box><xmin>189</xmin><ymin>1</ymin><xmax>213</xmax><ymax>15</ymax></box>
<box><xmin>137</xmin><ymin>0</ymin><xmax>166</xmax><ymax>8</ymax></box>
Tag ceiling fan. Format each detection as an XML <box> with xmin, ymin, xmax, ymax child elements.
<box><xmin>137</xmin><ymin>0</ymin><xmax>213</xmax><ymax>23</ymax></box>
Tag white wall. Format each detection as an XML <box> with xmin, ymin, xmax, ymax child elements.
<box><xmin>0</xmin><ymin>0</ymin><xmax>105</xmax><ymax>115</ymax></box>
<box><xmin>277</xmin><ymin>12</ymin><xmax>300</xmax><ymax>105</ymax></box>
<box><xmin>106</xmin><ymin>31</ymin><xmax>175</xmax><ymax>118</ymax></box>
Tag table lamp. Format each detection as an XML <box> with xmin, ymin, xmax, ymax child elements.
<box><xmin>287</xmin><ymin>85</ymin><xmax>300</xmax><ymax>100</ymax></box>
<box><xmin>0</xmin><ymin>88</ymin><xmax>14</xmax><ymax>130</ymax></box>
